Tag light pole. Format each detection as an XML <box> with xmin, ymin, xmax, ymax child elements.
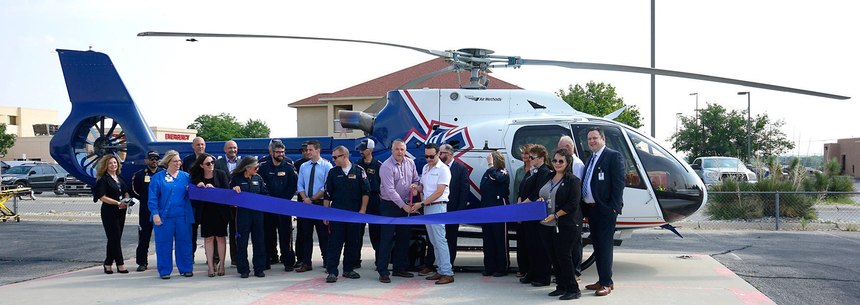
<box><xmin>690</xmin><ymin>93</ymin><xmax>699</xmax><ymax>155</ymax></box>
<box><xmin>738</xmin><ymin>91</ymin><xmax>751</xmax><ymax>160</ymax></box>
<box><xmin>675</xmin><ymin>112</ymin><xmax>682</xmax><ymax>134</ymax></box>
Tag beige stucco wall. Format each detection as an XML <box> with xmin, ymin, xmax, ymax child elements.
<box><xmin>0</xmin><ymin>106</ymin><xmax>58</xmax><ymax>137</ymax></box>
<box><xmin>295</xmin><ymin>106</ymin><xmax>328</xmax><ymax>136</ymax></box>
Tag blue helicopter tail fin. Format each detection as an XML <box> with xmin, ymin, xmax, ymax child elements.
<box><xmin>51</xmin><ymin>49</ymin><xmax>155</xmax><ymax>185</ymax></box>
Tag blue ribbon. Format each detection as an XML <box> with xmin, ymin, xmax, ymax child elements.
<box><xmin>189</xmin><ymin>186</ymin><xmax>546</xmax><ymax>225</ymax></box>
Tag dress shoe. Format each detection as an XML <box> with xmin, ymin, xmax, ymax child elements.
<box><xmin>417</xmin><ymin>267</ymin><xmax>435</xmax><ymax>276</ymax></box>
<box><xmin>392</xmin><ymin>271</ymin><xmax>414</xmax><ymax>278</ymax></box>
<box><xmin>379</xmin><ymin>275</ymin><xmax>391</xmax><ymax>283</ymax></box>
<box><xmin>560</xmin><ymin>291</ymin><xmax>582</xmax><ymax>300</ymax></box>
<box><xmin>435</xmin><ymin>275</ymin><xmax>454</xmax><ymax>285</ymax></box>
<box><xmin>117</xmin><ymin>267</ymin><xmax>129</xmax><ymax>274</ymax></box>
<box><xmin>295</xmin><ymin>264</ymin><xmax>313</xmax><ymax>273</ymax></box>
<box><xmin>492</xmin><ymin>272</ymin><xmax>508</xmax><ymax>277</ymax></box>
<box><xmin>585</xmin><ymin>282</ymin><xmax>614</xmax><ymax>290</ymax></box>
<box><xmin>515</xmin><ymin>272</ymin><xmax>526</xmax><ymax>277</ymax></box>
<box><xmin>425</xmin><ymin>273</ymin><xmax>442</xmax><ymax>281</ymax></box>
<box><xmin>283</xmin><ymin>265</ymin><xmax>294</xmax><ymax>272</ymax></box>
<box><xmin>481</xmin><ymin>271</ymin><xmax>493</xmax><ymax>276</ymax></box>
<box><xmin>103</xmin><ymin>265</ymin><xmax>113</xmax><ymax>274</ymax></box>
<box><xmin>548</xmin><ymin>289</ymin><xmax>565</xmax><ymax>297</ymax></box>
<box><xmin>343</xmin><ymin>271</ymin><xmax>360</xmax><ymax>279</ymax></box>
<box><xmin>531</xmin><ymin>281</ymin><xmax>550</xmax><ymax>287</ymax></box>
<box><xmin>519</xmin><ymin>277</ymin><xmax>532</xmax><ymax>284</ymax></box>
<box><xmin>240</xmin><ymin>273</ymin><xmax>249</xmax><ymax>278</ymax></box>
<box><xmin>136</xmin><ymin>265</ymin><xmax>147</xmax><ymax>272</ymax></box>
<box><xmin>326</xmin><ymin>274</ymin><xmax>337</xmax><ymax>283</ymax></box>
<box><xmin>255</xmin><ymin>272</ymin><xmax>266</xmax><ymax>278</ymax></box>
<box><xmin>160</xmin><ymin>275</ymin><xmax>170</xmax><ymax>280</ymax></box>
<box><xmin>595</xmin><ymin>286</ymin><xmax>612</xmax><ymax>296</ymax></box>
<box><xmin>293</xmin><ymin>261</ymin><xmax>303</xmax><ymax>269</ymax></box>
<box><xmin>181</xmin><ymin>272</ymin><xmax>193</xmax><ymax>277</ymax></box>
<box><xmin>269</xmin><ymin>257</ymin><xmax>280</xmax><ymax>264</ymax></box>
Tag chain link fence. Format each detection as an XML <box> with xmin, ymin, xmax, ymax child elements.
<box><xmin>2</xmin><ymin>192</ymin><xmax>140</xmax><ymax>223</ymax></box>
<box><xmin>676</xmin><ymin>191</ymin><xmax>860</xmax><ymax>231</ymax></box>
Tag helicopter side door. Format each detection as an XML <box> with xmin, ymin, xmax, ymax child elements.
<box><xmin>503</xmin><ymin>124</ymin><xmax>573</xmax><ymax>202</ymax></box>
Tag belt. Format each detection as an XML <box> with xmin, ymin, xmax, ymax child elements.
<box><xmin>585</xmin><ymin>202</ymin><xmax>596</xmax><ymax>208</ymax></box>
<box><xmin>427</xmin><ymin>201</ymin><xmax>448</xmax><ymax>206</ymax></box>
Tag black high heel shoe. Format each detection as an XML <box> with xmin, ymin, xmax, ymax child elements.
<box><xmin>117</xmin><ymin>266</ymin><xmax>129</xmax><ymax>274</ymax></box>
<box><xmin>103</xmin><ymin>265</ymin><xmax>114</xmax><ymax>274</ymax></box>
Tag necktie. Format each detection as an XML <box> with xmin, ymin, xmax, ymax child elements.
<box><xmin>307</xmin><ymin>162</ymin><xmax>317</xmax><ymax>200</ymax></box>
<box><xmin>583</xmin><ymin>155</ymin><xmax>596</xmax><ymax>197</ymax></box>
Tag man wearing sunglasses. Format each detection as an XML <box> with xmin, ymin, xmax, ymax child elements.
<box><xmin>322</xmin><ymin>146</ymin><xmax>369</xmax><ymax>283</ymax></box>
<box><xmin>131</xmin><ymin>150</ymin><xmax>163</xmax><ymax>272</ymax></box>
<box><xmin>413</xmin><ymin>143</ymin><xmax>454</xmax><ymax>285</ymax></box>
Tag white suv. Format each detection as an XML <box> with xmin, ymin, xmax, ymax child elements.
<box><xmin>690</xmin><ymin>156</ymin><xmax>758</xmax><ymax>186</ymax></box>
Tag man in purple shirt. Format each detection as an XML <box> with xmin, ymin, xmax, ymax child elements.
<box><xmin>376</xmin><ymin>139</ymin><xmax>420</xmax><ymax>283</ymax></box>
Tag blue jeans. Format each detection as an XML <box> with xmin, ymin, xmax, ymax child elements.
<box><xmin>424</xmin><ymin>204</ymin><xmax>453</xmax><ymax>276</ymax></box>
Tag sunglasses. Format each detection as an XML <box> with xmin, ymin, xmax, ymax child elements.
<box><xmin>203</xmin><ymin>161</ymin><xmax>215</xmax><ymax>166</ymax></box>
<box><xmin>332</xmin><ymin>154</ymin><xmax>344</xmax><ymax>160</ymax></box>
<box><xmin>551</xmin><ymin>159</ymin><xmax>566</xmax><ymax>164</ymax></box>
<box><xmin>528</xmin><ymin>155</ymin><xmax>540</xmax><ymax>160</ymax></box>
<box><xmin>424</xmin><ymin>154</ymin><xmax>436</xmax><ymax>159</ymax></box>
<box><xmin>147</xmin><ymin>157</ymin><xmax>160</xmax><ymax>161</ymax></box>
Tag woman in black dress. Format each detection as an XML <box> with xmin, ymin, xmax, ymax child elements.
<box><xmin>518</xmin><ymin>144</ymin><xmax>553</xmax><ymax>286</ymax></box>
<box><xmin>92</xmin><ymin>154</ymin><xmax>131</xmax><ymax>274</ymax></box>
<box><xmin>189</xmin><ymin>153</ymin><xmax>231</xmax><ymax>277</ymax></box>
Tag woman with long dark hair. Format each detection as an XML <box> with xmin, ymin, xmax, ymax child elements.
<box><xmin>518</xmin><ymin>144</ymin><xmax>553</xmax><ymax>286</ymax></box>
<box><xmin>93</xmin><ymin>154</ymin><xmax>131</xmax><ymax>274</ymax></box>
<box><xmin>189</xmin><ymin>153</ymin><xmax>231</xmax><ymax>277</ymax></box>
<box><xmin>538</xmin><ymin>149</ymin><xmax>583</xmax><ymax>300</ymax></box>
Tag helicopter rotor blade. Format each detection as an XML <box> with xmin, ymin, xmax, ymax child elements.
<box><xmin>513</xmin><ymin>59</ymin><xmax>849</xmax><ymax>100</ymax></box>
<box><xmin>138</xmin><ymin>32</ymin><xmax>453</xmax><ymax>58</ymax></box>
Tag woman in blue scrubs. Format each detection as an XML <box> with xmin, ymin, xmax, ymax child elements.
<box><xmin>148</xmin><ymin>150</ymin><xmax>196</xmax><ymax>279</ymax></box>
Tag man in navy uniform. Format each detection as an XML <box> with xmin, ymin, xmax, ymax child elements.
<box><xmin>131</xmin><ymin>150</ymin><xmax>163</xmax><ymax>272</ymax></box>
<box><xmin>581</xmin><ymin>127</ymin><xmax>625</xmax><ymax>297</ymax></box>
<box><xmin>323</xmin><ymin>145</ymin><xmax>369</xmax><ymax>282</ymax></box>
<box><xmin>355</xmin><ymin>139</ymin><xmax>382</xmax><ymax>265</ymax></box>
<box><xmin>258</xmin><ymin>139</ymin><xmax>298</xmax><ymax>272</ymax></box>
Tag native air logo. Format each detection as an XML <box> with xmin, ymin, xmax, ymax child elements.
<box><xmin>465</xmin><ymin>95</ymin><xmax>502</xmax><ymax>102</ymax></box>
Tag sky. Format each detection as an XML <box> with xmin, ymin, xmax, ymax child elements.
<box><xmin>1</xmin><ymin>0</ymin><xmax>857</xmax><ymax>157</ymax></box>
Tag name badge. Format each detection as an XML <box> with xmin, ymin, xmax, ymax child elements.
<box><xmin>144</xmin><ymin>175</ymin><xmax>150</xmax><ymax>183</ymax></box>
<box><xmin>348</xmin><ymin>174</ymin><xmax>357</xmax><ymax>179</ymax></box>
<box><xmin>252</xmin><ymin>181</ymin><xmax>259</xmax><ymax>185</ymax></box>
<box><xmin>598</xmin><ymin>172</ymin><xmax>605</xmax><ymax>181</ymax></box>
<box><xmin>165</xmin><ymin>176</ymin><xmax>173</xmax><ymax>182</ymax></box>
<box><xmin>367</xmin><ymin>168</ymin><xmax>376</xmax><ymax>175</ymax></box>
<box><xmin>277</xmin><ymin>171</ymin><xmax>286</xmax><ymax>176</ymax></box>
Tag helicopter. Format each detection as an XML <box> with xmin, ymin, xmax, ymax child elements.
<box><xmin>49</xmin><ymin>33</ymin><xmax>848</xmax><ymax>269</ymax></box>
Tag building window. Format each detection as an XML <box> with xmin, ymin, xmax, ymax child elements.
<box><xmin>333</xmin><ymin>105</ymin><xmax>353</xmax><ymax>134</ymax></box>
<box><xmin>9</xmin><ymin>116</ymin><xmax>17</xmax><ymax>126</ymax></box>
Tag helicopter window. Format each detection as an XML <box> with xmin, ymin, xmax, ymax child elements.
<box><xmin>510</xmin><ymin>125</ymin><xmax>572</xmax><ymax>162</ymax></box>
<box><xmin>571</xmin><ymin>124</ymin><xmax>645</xmax><ymax>189</ymax></box>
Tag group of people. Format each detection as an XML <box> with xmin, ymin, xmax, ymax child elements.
<box><xmin>92</xmin><ymin>127</ymin><xmax>625</xmax><ymax>300</ymax></box>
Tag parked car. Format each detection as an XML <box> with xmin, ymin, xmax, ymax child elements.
<box><xmin>690</xmin><ymin>156</ymin><xmax>758</xmax><ymax>186</ymax></box>
<box><xmin>1</xmin><ymin>163</ymin><xmax>68</xmax><ymax>195</ymax></box>
<box><xmin>63</xmin><ymin>173</ymin><xmax>92</xmax><ymax>197</ymax></box>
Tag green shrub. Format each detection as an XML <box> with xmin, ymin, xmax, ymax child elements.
<box><xmin>706</xmin><ymin>178</ymin><xmax>816</xmax><ymax>220</ymax></box>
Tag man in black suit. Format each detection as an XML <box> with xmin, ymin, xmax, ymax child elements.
<box><xmin>581</xmin><ymin>127</ymin><xmax>625</xmax><ymax>297</ymax></box>
<box><xmin>214</xmin><ymin>140</ymin><xmax>240</xmax><ymax>265</ymax></box>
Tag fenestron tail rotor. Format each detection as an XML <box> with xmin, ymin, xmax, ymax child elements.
<box><xmin>138</xmin><ymin>31</ymin><xmax>849</xmax><ymax>99</ymax></box>
<box><xmin>73</xmin><ymin>116</ymin><xmax>128</xmax><ymax>178</ymax></box>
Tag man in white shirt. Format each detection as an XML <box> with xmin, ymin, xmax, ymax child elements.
<box><xmin>414</xmin><ymin>143</ymin><xmax>454</xmax><ymax>285</ymax></box>
<box><xmin>558</xmin><ymin>136</ymin><xmax>585</xmax><ymax>179</ymax></box>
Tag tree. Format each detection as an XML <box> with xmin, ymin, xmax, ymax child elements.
<box><xmin>557</xmin><ymin>81</ymin><xmax>644</xmax><ymax>128</ymax></box>
<box><xmin>671</xmin><ymin>103</ymin><xmax>794</xmax><ymax>162</ymax></box>
<box><xmin>0</xmin><ymin>123</ymin><xmax>16</xmax><ymax>157</ymax></box>
<box><xmin>187</xmin><ymin>113</ymin><xmax>271</xmax><ymax>141</ymax></box>
<box><xmin>241</xmin><ymin>119</ymin><xmax>271</xmax><ymax>139</ymax></box>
